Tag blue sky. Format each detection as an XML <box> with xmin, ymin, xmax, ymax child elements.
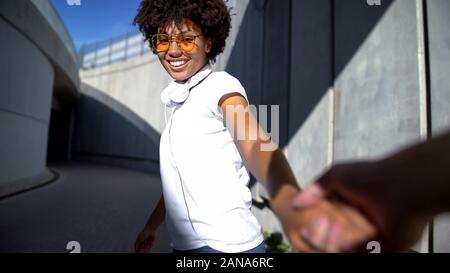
<box><xmin>51</xmin><ymin>0</ymin><xmax>142</xmax><ymax>51</ymax></box>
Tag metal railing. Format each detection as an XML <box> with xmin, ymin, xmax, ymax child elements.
<box><xmin>78</xmin><ymin>30</ymin><xmax>152</xmax><ymax>70</ymax></box>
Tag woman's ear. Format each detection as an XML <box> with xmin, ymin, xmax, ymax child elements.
<box><xmin>205</xmin><ymin>40</ymin><xmax>212</xmax><ymax>53</ymax></box>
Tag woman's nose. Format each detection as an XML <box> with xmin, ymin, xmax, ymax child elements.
<box><xmin>168</xmin><ymin>41</ymin><xmax>182</xmax><ymax>57</ymax></box>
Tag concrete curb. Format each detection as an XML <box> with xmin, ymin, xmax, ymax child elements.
<box><xmin>0</xmin><ymin>168</ymin><xmax>58</xmax><ymax>200</ymax></box>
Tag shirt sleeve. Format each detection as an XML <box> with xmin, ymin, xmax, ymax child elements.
<box><xmin>206</xmin><ymin>72</ymin><xmax>250</xmax><ymax>120</ymax></box>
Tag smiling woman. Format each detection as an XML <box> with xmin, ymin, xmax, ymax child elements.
<box><xmin>133</xmin><ymin>2</ymin><xmax>229</xmax><ymax>81</ymax></box>
<box><xmin>132</xmin><ymin>0</ymin><xmax>376</xmax><ymax>255</ymax></box>
<box><xmin>132</xmin><ymin>0</ymin><xmax>270</xmax><ymax>254</ymax></box>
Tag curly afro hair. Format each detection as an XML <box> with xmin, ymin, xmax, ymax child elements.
<box><xmin>133</xmin><ymin>0</ymin><xmax>232</xmax><ymax>63</ymax></box>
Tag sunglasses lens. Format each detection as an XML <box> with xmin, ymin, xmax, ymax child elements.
<box><xmin>153</xmin><ymin>35</ymin><xmax>169</xmax><ymax>52</ymax></box>
<box><xmin>152</xmin><ymin>34</ymin><xmax>197</xmax><ymax>52</ymax></box>
<box><xmin>179</xmin><ymin>36</ymin><xmax>196</xmax><ymax>52</ymax></box>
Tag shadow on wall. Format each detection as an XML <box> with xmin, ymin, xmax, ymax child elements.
<box><xmin>72</xmin><ymin>83</ymin><xmax>162</xmax><ymax>174</ymax></box>
<box><xmin>226</xmin><ymin>0</ymin><xmax>393</xmax><ymax>147</ymax></box>
<box><xmin>225</xmin><ymin>0</ymin><xmax>393</xmax><ymax>214</ymax></box>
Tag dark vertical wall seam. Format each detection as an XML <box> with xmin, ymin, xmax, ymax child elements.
<box><xmin>287</xmin><ymin>0</ymin><xmax>292</xmax><ymax>141</ymax></box>
<box><xmin>422</xmin><ymin>0</ymin><xmax>433</xmax><ymax>253</ymax></box>
<box><xmin>251</xmin><ymin>0</ymin><xmax>267</xmax><ymax>106</ymax></box>
<box><xmin>331</xmin><ymin>0</ymin><xmax>336</xmax><ymax>163</ymax></box>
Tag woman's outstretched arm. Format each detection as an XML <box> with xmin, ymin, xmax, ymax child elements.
<box><xmin>219</xmin><ymin>93</ymin><xmax>376</xmax><ymax>252</ymax></box>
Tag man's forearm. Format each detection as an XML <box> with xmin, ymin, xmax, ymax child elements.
<box><xmin>377</xmin><ymin>131</ymin><xmax>450</xmax><ymax>216</ymax></box>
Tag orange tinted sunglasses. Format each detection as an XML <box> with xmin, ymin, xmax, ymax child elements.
<box><xmin>151</xmin><ymin>34</ymin><xmax>201</xmax><ymax>53</ymax></box>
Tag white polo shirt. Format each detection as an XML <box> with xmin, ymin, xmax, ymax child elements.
<box><xmin>159</xmin><ymin>65</ymin><xmax>264</xmax><ymax>252</ymax></box>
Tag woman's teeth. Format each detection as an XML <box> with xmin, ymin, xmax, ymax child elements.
<box><xmin>169</xmin><ymin>60</ymin><xmax>188</xmax><ymax>67</ymax></box>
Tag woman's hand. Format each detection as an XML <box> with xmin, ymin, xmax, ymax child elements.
<box><xmin>134</xmin><ymin>226</ymin><xmax>157</xmax><ymax>253</ymax></box>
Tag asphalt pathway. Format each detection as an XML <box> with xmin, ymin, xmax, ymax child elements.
<box><xmin>0</xmin><ymin>162</ymin><xmax>171</xmax><ymax>253</ymax></box>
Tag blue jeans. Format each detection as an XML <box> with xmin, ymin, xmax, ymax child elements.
<box><xmin>173</xmin><ymin>242</ymin><xmax>266</xmax><ymax>253</ymax></box>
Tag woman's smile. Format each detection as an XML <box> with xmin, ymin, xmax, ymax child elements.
<box><xmin>166</xmin><ymin>59</ymin><xmax>191</xmax><ymax>73</ymax></box>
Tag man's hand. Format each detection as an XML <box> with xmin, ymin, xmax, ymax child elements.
<box><xmin>277</xmin><ymin>189</ymin><xmax>376</xmax><ymax>253</ymax></box>
<box><xmin>293</xmin><ymin>162</ymin><xmax>429</xmax><ymax>252</ymax></box>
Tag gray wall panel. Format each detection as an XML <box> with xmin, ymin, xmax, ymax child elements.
<box><xmin>334</xmin><ymin>0</ymin><xmax>422</xmax><ymax>162</ymax></box>
<box><xmin>0</xmin><ymin>18</ymin><xmax>54</xmax><ymax>124</ymax></box>
<box><xmin>0</xmin><ymin>17</ymin><xmax>54</xmax><ymax>188</ymax></box>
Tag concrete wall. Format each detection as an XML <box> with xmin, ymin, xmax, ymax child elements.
<box><xmin>0</xmin><ymin>17</ymin><xmax>54</xmax><ymax>196</ymax></box>
<box><xmin>30</xmin><ymin>0</ymin><xmax>78</xmax><ymax>64</ymax></box>
<box><xmin>288</xmin><ymin>0</ymin><xmax>333</xmax><ymax>189</ymax></box>
<box><xmin>0</xmin><ymin>0</ymin><xmax>79</xmax><ymax>197</ymax></box>
<box><xmin>333</xmin><ymin>0</ymin><xmax>429</xmax><ymax>252</ymax></box>
<box><xmin>333</xmin><ymin>0</ymin><xmax>422</xmax><ymax>162</ymax></box>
